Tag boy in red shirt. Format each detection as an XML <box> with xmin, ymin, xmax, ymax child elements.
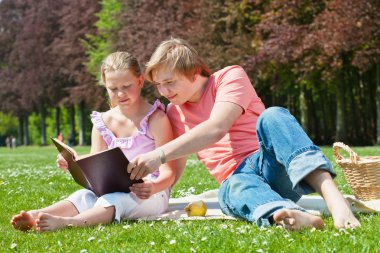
<box><xmin>128</xmin><ymin>38</ymin><xmax>360</xmax><ymax>230</ymax></box>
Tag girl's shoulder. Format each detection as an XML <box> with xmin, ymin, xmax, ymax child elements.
<box><xmin>149</xmin><ymin>107</ymin><xmax>168</xmax><ymax>123</ymax></box>
<box><xmin>101</xmin><ymin>108</ymin><xmax>114</xmax><ymax>123</ymax></box>
<box><xmin>142</xmin><ymin>100</ymin><xmax>165</xmax><ymax>125</ymax></box>
<box><xmin>91</xmin><ymin>108</ymin><xmax>120</xmax><ymax>129</ymax></box>
<box><xmin>147</xmin><ymin>102</ymin><xmax>170</xmax><ymax>134</ymax></box>
<box><xmin>139</xmin><ymin>100</ymin><xmax>167</xmax><ymax>137</ymax></box>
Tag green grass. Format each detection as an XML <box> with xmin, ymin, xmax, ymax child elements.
<box><xmin>1</xmin><ymin>146</ymin><xmax>379</xmax><ymax>253</ymax></box>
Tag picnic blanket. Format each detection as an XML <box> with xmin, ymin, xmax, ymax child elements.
<box><xmin>141</xmin><ymin>189</ymin><xmax>380</xmax><ymax>221</ymax></box>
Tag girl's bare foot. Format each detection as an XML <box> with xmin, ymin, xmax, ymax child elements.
<box><xmin>273</xmin><ymin>209</ymin><xmax>325</xmax><ymax>231</ymax></box>
<box><xmin>10</xmin><ymin>211</ymin><xmax>38</xmax><ymax>231</ymax></box>
<box><xmin>35</xmin><ymin>212</ymin><xmax>70</xmax><ymax>232</ymax></box>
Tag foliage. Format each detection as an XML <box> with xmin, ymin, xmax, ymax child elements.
<box><xmin>1</xmin><ymin>146</ymin><xmax>379</xmax><ymax>252</ymax></box>
<box><xmin>188</xmin><ymin>0</ymin><xmax>261</xmax><ymax>72</ymax></box>
<box><xmin>116</xmin><ymin>0</ymin><xmax>205</xmax><ymax>102</ymax></box>
<box><xmin>51</xmin><ymin>0</ymin><xmax>103</xmax><ymax>109</ymax></box>
<box><xmin>246</xmin><ymin>0</ymin><xmax>380</xmax><ymax>144</ymax></box>
<box><xmin>0</xmin><ymin>112</ymin><xmax>18</xmax><ymax>137</ymax></box>
<box><xmin>83</xmin><ymin>0</ymin><xmax>123</xmax><ymax>78</ymax></box>
<box><xmin>19</xmin><ymin>106</ymin><xmax>92</xmax><ymax>146</ymax></box>
<box><xmin>117</xmin><ymin>0</ymin><xmax>261</xmax><ymax>102</ymax></box>
<box><xmin>0</xmin><ymin>0</ymin><xmax>380</xmax><ymax>145</ymax></box>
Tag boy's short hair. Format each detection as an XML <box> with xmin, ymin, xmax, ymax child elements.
<box><xmin>145</xmin><ymin>38</ymin><xmax>211</xmax><ymax>83</ymax></box>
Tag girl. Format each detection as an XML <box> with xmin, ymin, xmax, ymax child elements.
<box><xmin>11</xmin><ymin>52</ymin><xmax>176</xmax><ymax>232</ymax></box>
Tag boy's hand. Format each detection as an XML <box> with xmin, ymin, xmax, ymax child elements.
<box><xmin>129</xmin><ymin>180</ymin><xmax>155</xmax><ymax>199</ymax></box>
<box><xmin>56</xmin><ymin>154</ymin><xmax>69</xmax><ymax>172</ymax></box>
<box><xmin>127</xmin><ymin>151</ymin><xmax>161</xmax><ymax>180</ymax></box>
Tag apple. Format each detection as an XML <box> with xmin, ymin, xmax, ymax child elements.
<box><xmin>184</xmin><ymin>200</ymin><xmax>207</xmax><ymax>217</ymax></box>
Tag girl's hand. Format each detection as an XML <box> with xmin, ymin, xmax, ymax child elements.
<box><xmin>129</xmin><ymin>180</ymin><xmax>156</xmax><ymax>199</ymax></box>
<box><xmin>56</xmin><ymin>154</ymin><xmax>69</xmax><ymax>172</ymax></box>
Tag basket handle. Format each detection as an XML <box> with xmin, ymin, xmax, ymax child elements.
<box><xmin>333</xmin><ymin>142</ymin><xmax>360</xmax><ymax>163</ymax></box>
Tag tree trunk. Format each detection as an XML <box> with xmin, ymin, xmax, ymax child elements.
<box><xmin>69</xmin><ymin>105</ymin><xmax>76</xmax><ymax>146</ymax></box>
<box><xmin>336</xmin><ymin>77</ymin><xmax>347</xmax><ymax>142</ymax></box>
<box><xmin>376</xmin><ymin>63</ymin><xmax>380</xmax><ymax>145</ymax></box>
<box><xmin>55</xmin><ymin>106</ymin><xmax>61</xmax><ymax>137</ymax></box>
<box><xmin>299</xmin><ymin>87</ymin><xmax>309</xmax><ymax>134</ymax></box>
<box><xmin>24</xmin><ymin>114</ymin><xmax>29</xmax><ymax>145</ymax></box>
<box><xmin>347</xmin><ymin>69</ymin><xmax>358</xmax><ymax>143</ymax></box>
<box><xmin>78</xmin><ymin>100</ymin><xmax>86</xmax><ymax>146</ymax></box>
<box><xmin>18</xmin><ymin>116</ymin><xmax>24</xmax><ymax>146</ymax></box>
<box><xmin>40</xmin><ymin>106</ymin><xmax>47</xmax><ymax>146</ymax></box>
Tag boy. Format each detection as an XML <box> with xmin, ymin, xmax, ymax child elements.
<box><xmin>128</xmin><ymin>38</ymin><xmax>360</xmax><ymax>230</ymax></box>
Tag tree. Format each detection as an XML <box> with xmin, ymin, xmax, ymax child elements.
<box><xmin>0</xmin><ymin>0</ymin><xmax>35</xmax><ymax>144</ymax></box>
<box><xmin>0</xmin><ymin>0</ymin><xmax>102</xmax><ymax>145</ymax></box>
<box><xmin>52</xmin><ymin>0</ymin><xmax>103</xmax><ymax>145</ymax></box>
<box><xmin>248</xmin><ymin>0</ymin><xmax>380</xmax><ymax>144</ymax></box>
<box><xmin>115</xmin><ymin>0</ymin><xmax>204</xmax><ymax>102</ymax></box>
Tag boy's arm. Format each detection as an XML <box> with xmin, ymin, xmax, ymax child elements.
<box><xmin>129</xmin><ymin>101</ymin><xmax>242</xmax><ymax>180</ymax></box>
<box><xmin>163</xmin><ymin>101</ymin><xmax>242</xmax><ymax>159</ymax></box>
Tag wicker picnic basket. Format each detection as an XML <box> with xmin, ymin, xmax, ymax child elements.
<box><xmin>333</xmin><ymin>142</ymin><xmax>380</xmax><ymax>201</ymax></box>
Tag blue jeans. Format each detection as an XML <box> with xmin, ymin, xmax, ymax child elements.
<box><xmin>218</xmin><ymin>107</ymin><xmax>335</xmax><ymax>226</ymax></box>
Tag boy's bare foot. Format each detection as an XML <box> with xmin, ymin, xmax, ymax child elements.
<box><xmin>10</xmin><ymin>211</ymin><xmax>38</xmax><ymax>231</ymax></box>
<box><xmin>273</xmin><ymin>209</ymin><xmax>325</xmax><ymax>231</ymax></box>
<box><xmin>330</xmin><ymin>200</ymin><xmax>361</xmax><ymax>229</ymax></box>
<box><xmin>35</xmin><ymin>212</ymin><xmax>70</xmax><ymax>232</ymax></box>
<box><xmin>304</xmin><ymin>169</ymin><xmax>361</xmax><ymax>229</ymax></box>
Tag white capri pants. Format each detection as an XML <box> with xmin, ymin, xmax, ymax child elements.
<box><xmin>66</xmin><ymin>188</ymin><xmax>170</xmax><ymax>222</ymax></box>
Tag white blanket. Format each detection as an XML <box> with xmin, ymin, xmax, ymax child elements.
<box><xmin>141</xmin><ymin>189</ymin><xmax>380</xmax><ymax>221</ymax></box>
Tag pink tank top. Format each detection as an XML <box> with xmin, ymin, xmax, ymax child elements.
<box><xmin>90</xmin><ymin>100</ymin><xmax>164</xmax><ymax>179</ymax></box>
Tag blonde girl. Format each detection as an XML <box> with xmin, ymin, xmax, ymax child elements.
<box><xmin>11</xmin><ymin>52</ymin><xmax>176</xmax><ymax>232</ymax></box>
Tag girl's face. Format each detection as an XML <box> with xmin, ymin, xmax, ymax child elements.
<box><xmin>105</xmin><ymin>69</ymin><xmax>144</xmax><ymax>108</ymax></box>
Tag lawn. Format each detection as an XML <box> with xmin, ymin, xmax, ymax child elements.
<box><xmin>1</xmin><ymin>146</ymin><xmax>379</xmax><ymax>253</ymax></box>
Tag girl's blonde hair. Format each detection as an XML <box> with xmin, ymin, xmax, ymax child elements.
<box><xmin>101</xmin><ymin>51</ymin><xmax>142</xmax><ymax>85</ymax></box>
<box><xmin>145</xmin><ymin>38</ymin><xmax>211</xmax><ymax>83</ymax></box>
<box><xmin>100</xmin><ymin>52</ymin><xmax>142</xmax><ymax>108</ymax></box>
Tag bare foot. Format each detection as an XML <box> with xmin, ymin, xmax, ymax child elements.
<box><xmin>10</xmin><ymin>211</ymin><xmax>38</xmax><ymax>231</ymax></box>
<box><xmin>330</xmin><ymin>200</ymin><xmax>361</xmax><ymax>229</ymax></box>
<box><xmin>273</xmin><ymin>209</ymin><xmax>324</xmax><ymax>231</ymax></box>
<box><xmin>304</xmin><ymin>169</ymin><xmax>361</xmax><ymax>229</ymax></box>
<box><xmin>35</xmin><ymin>212</ymin><xmax>70</xmax><ymax>232</ymax></box>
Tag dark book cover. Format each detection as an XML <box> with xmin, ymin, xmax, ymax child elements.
<box><xmin>51</xmin><ymin>138</ymin><xmax>143</xmax><ymax>196</ymax></box>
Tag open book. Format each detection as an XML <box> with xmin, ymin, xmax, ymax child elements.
<box><xmin>51</xmin><ymin>138</ymin><xmax>143</xmax><ymax>196</ymax></box>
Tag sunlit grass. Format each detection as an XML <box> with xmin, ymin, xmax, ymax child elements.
<box><xmin>0</xmin><ymin>146</ymin><xmax>379</xmax><ymax>252</ymax></box>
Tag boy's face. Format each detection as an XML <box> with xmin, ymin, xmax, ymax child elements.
<box><xmin>152</xmin><ymin>68</ymin><xmax>203</xmax><ymax>105</ymax></box>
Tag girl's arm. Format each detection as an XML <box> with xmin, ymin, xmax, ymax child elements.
<box><xmin>89</xmin><ymin>125</ymin><xmax>108</xmax><ymax>154</ymax></box>
<box><xmin>56</xmin><ymin>125</ymin><xmax>108</xmax><ymax>171</ymax></box>
<box><xmin>130</xmin><ymin>109</ymin><xmax>179</xmax><ymax>199</ymax></box>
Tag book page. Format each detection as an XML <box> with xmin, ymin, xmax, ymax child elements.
<box><xmin>51</xmin><ymin>138</ymin><xmax>91</xmax><ymax>189</ymax></box>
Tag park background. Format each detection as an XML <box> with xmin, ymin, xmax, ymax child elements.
<box><xmin>1</xmin><ymin>1</ymin><xmax>380</xmax><ymax>252</ymax></box>
<box><xmin>0</xmin><ymin>0</ymin><xmax>379</xmax><ymax>147</ymax></box>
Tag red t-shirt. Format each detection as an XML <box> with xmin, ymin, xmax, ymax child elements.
<box><xmin>167</xmin><ymin>66</ymin><xmax>265</xmax><ymax>184</ymax></box>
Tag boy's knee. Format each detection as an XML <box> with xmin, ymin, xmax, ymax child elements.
<box><xmin>257</xmin><ymin>107</ymin><xmax>292</xmax><ymax>128</ymax></box>
<box><xmin>259</xmin><ymin>107</ymin><xmax>287</xmax><ymax>121</ymax></box>
<box><xmin>225</xmin><ymin>174</ymin><xmax>260</xmax><ymax>196</ymax></box>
